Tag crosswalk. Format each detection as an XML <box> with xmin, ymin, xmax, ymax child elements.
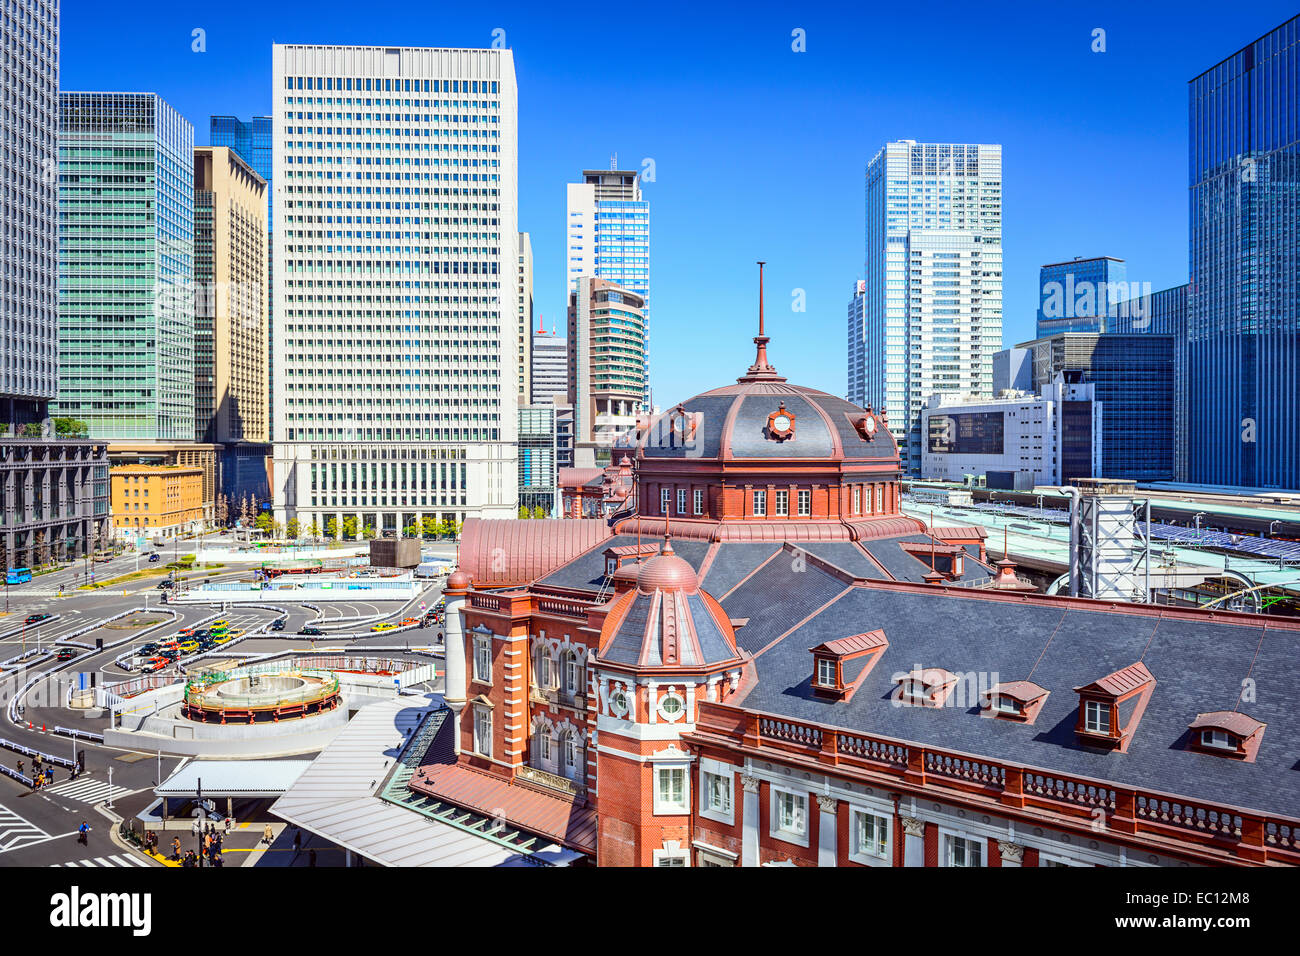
<box><xmin>50</xmin><ymin>853</ymin><xmax>150</xmax><ymax>868</ymax></box>
<box><xmin>41</xmin><ymin>776</ymin><xmax>134</xmax><ymax>805</ymax></box>
<box><xmin>0</xmin><ymin>804</ymin><xmax>50</xmax><ymax>852</ymax></box>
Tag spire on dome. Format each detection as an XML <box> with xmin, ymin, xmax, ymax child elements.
<box><xmin>738</xmin><ymin>260</ymin><xmax>787</xmax><ymax>383</ymax></box>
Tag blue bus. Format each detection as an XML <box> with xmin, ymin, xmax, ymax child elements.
<box><xmin>6</xmin><ymin>568</ymin><xmax>31</xmax><ymax>584</ymax></box>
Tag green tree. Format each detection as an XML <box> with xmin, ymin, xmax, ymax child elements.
<box><xmin>285</xmin><ymin>518</ymin><xmax>301</xmax><ymax>540</ymax></box>
<box><xmin>421</xmin><ymin>517</ymin><xmax>439</xmax><ymax>538</ymax></box>
<box><xmin>341</xmin><ymin>515</ymin><xmax>358</xmax><ymax>540</ymax></box>
<box><xmin>532</xmin><ymin>505</ymin><xmax>547</xmax><ymax>519</ymax></box>
<box><xmin>308</xmin><ymin>519</ymin><xmax>321</xmax><ymax>541</ymax></box>
<box><xmin>323</xmin><ymin>517</ymin><xmax>338</xmax><ymax>540</ymax></box>
<box><xmin>518</xmin><ymin>505</ymin><xmax>530</xmax><ymax>519</ymax></box>
<box><xmin>271</xmin><ymin>519</ymin><xmax>284</xmax><ymax>539</ymax></box>
<box><xmin>254</xmin><ymin>513</ymin><xmax>273</xmax><ymax>534</ymax></box>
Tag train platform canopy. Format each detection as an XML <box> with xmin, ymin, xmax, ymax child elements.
<box><xmin>155</xmin><ymin>760</ymin><xmax>313</xmax><ymax>799</ymax></box>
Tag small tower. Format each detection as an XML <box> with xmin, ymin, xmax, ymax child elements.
<box><xmin>591</xmin><ymin>536</ymin><xmax>746</xmax><ymax>866</ymax></box>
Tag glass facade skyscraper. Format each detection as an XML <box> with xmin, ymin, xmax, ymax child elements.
<box><xmin>210</xmin><ymin>115</ymin><xmax>272</xmax><ymax>218</ymax></box>
<box><xmin>57</xmin><ymin>93</ymin><xmax>195</xmax><ymax>440</ymax></box>
<box><xmin>1036</xmin><ymin>256</ymin><xmax>1128</xmax><ymax>337</ymax></box>
<box><xmin>851</xmin><ymin>140</ymin><xmax>1003</xmax><ymax>473</ymax></box>
<box><xmin>1186</xmin><ymin>15</ymin><xmax>1300</xmax><ymax>488</ymax></box>
<box><xmin>566</xmin><ymin>168</ymin><xmax>650</xmax><ymax>406</ymax></box>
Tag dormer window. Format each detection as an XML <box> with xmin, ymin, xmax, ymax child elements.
<box><xmin>1188</xmin><ymin>711</ymin><xmax>1265</xmax><ymax>762</ymax></box>
<box><xmin>1084</xmin><ymin>700</ymin><xmax>1111</xmax><ymax>734</ymax></box>
<box><xmin>809</xmin><ymin>630</ymin><xmax>888</xmax><ymax>702</ymax></box>
<box><xmin>894</xmin><ymin>667</ymin><xmax>958</xmax><ymax>708</ymax></box>
<box><xmin>1073</xmin><ymin>662</ymin><xmax>1155</xmax><ymax>753</ymax></box>
<box><xmin>982</xmin><ymin>681</ymin><xmax>1045</xmax><ymax>723</ymax></box>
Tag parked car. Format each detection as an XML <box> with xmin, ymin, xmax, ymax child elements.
<box><xmin>370</xmin><ymin>622</ymin><xmax>397</xmax><ymax>632</ymax></box>
<box><xmin>198</xmin><ymin>638</ymin><xmax>216</xmax><ymax>651</ymax></box>
<box><xmin>178</xmin><ymin>640</ymin><xmax>200</xmax><ymax>655</ymax></box>
<box><xmin>142</xmin><ymin>656</ymin><xmax>168</xmax><ymax>672</ymax></box>
<box><xmin>226</xmin><ymin>628</ymin><xmax>244</xmax><ymax>639</ymax></box>
<box><xmin>137</xmin><ymin>642</ymin><xmax>159</xmax><ymax>656</ymax></box>
<box><xmin>299</xmin><ymin>626</ymin><xmax>324</xmax><ymax>636</ymax></box>
<box><xmin>55</xmin><ymin>648</ymin><xmax>77</xmax><ymax>662</ymax></box>
<box><xmin>24</xmin><ymin>613</ymin><xmax>51</xmax><ymax>625</ymax></box>
<box><xmin>270</xmin><ymin>619</ymin><xmax>286</xmax><ymax>631</ymax></box>
<box><xmin>209</xmin><ymin>620</ymin><xmax>229</xmax><ymax>628</ymax></box>
<box><xmin>400</xmin><ymin>617</ymin><xmax>420</xmax><ymax>627</ymax></box>
<box><xmin>212</xmin><ymin>635</ymin><xmax>232</xmax><ymax>646</ymax></box>
<box><xmin>158</xmin><ymin>649</ymin><xmax>180</xmax><ymax>661</ymax></box>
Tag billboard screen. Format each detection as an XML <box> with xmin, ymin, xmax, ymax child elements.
<box><xmin>928</xmin><ymin>412</ymin><xmax>1004</xmax><ymax>455</ymax></box>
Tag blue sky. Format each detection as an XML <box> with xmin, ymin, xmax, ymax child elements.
<box><xmin>64</xmin><ymin>1</ymin><xmax>1298</xmax><ymax>406</ymax></box>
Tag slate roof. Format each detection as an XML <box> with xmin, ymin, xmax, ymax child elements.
<box><xmin>729</xmin><ymin>583</ymin><xmax>1300</xmax><ymax>819</ymax></box>
<box><xmin>538</xmin><ymin>534</ymin><xmax>711</xmax><ymax>593</ymax></box>
<box><xmin>638</xmin><ymin>381</ymin><xmax>900</xmax><ymax>462</ymax></box>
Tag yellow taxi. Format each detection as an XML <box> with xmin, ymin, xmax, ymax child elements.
<box><xmin>209</xmin><ymin>620</ymin><xmax>229</xmax><ymax>629</ymax></box>
<box><xmin>370</xmin><ymin>622</ymin><xmax>397</xmax><ymax>632</ymax></box>
<box><xmin>226</xmin><ymin>628</ymin><xmax>244</xmax><ymax>639</ymax></box>
<box><xmin>178</xmin><ymin>640</ymin><xmax>200</xmax><ymax>655</ymax></box>
<box><xmin>212</xmin><ymin>634</ymin><xmax>233</xmax><ymax>645</ymax></box>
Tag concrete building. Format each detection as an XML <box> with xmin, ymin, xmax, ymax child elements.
<box><xmin>0</xmin><ymin>2</ymin><xmax>111</xmax><ymax>568</ymax></box>
<box><xmin>194</xmin><ymin>146</ymin><xmax>270</xmax><ymax>507</ymax></box>
<box><xmin>1186</xmin><ymin>15</ymin><xmax>1300</xmax><ymax>489</ymax></box>
<box><xmin>270</xmin><ymin>45</ymin><xmax>520</xmax><ymax>537</ymax></box>
<box><xmin>516</xmin><ymin>231</ymin><xmax>533</xmax><ymax>404</ymax></box>
<box><xmin>921</xmin><ymin>381</ymin><xmax>1101</xmax><ymax>488</ymax></box>
<box><xmin>56</xmin><ymin>92</ymin><xmax>195</xmax><ymax>440</ymax></box>
<box><xmin>992</xmin><ymin>347</ymin><xmax>1032</xmax><ymax>393</ymax></box>
<box><xmin>110</xmin><ymin>464</ymin><xmax>204</xmax><ymax>540</ymax></box>
<box><xmin>567</xmin><ymin>276</ymin><xmax>645</xmax><ymax>467</ymax></box>
<box><xmin>530</xmin><ymin>317</ymin><xmax>567</xmax><ymax>405</ymax></box>
<box><xmin>851</xmin><ymin>141</ymin><xmax>1003</xmax><ymax>473</ymax></box>
<box><xmin>566</xmin><ymin>165</ymin><xmax>650</xmax><ymax>404</ymax></box>
<box><xmin>108</xmin><ymin>442</ymin><xmax>221</xmax><ymax>528</ymax></box>
<box><xmin>193</xmin><ymin>147</ymin><xmax>269</xmax><ymax>446</ymax></box>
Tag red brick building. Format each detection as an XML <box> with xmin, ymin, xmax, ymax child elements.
<box><xmin>411</xmin><ymin>280</ymin><xmax>1300</xmax><ymax>867</ymax></box>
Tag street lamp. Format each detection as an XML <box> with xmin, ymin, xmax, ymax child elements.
<box><xmin>1194</xmin><ymin>512</ymin><xmax>1207</xmax><ymax>541</ymax></box>
<box><xmin>1269</xmin><ymin>520</ymin><xmax>1281</xmax><ymax>537</ymax></box>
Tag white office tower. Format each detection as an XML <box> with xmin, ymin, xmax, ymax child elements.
<box><xmin>271</xmin><ymin>45</ymin><xmax>519</xmax><ymax>535</ymax></box>
<box><xmin>516</xmin><ymin>230</ymin><xmax>532</xmax><ymax>403</ymax></box>
<box><xmin>565</xmin><ymin>166</ymin><xmax>650</xmax><ymax>406</ymax></box>
<box><xmin>852</xmin><ymin>141</ymin><xmax>1003</xmax><ymax>473</ymax></box>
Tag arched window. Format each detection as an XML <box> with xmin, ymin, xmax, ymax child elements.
<box><xmin>564</xmin><ymin>650</ymin><xmax>583</xmax><ymax>697</ymax></box>
<box><xmin>560</xmin><ymin>729</ymin><xmax>584</xmax><ymax>782</ymax></box>
<box><xmin>534</xmin><ymin>642</ymin><xmax>557</xmax><ymax>689</ymax></box>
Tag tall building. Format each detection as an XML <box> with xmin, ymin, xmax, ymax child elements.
<box><xmin>193</xmin><ymin>146</ymin><xmax>268</xmax><ymax>445</ymax></box>
<box><xmin>1186</xmin><ymin>15</ymin><xmax>1300</xmax><ymax>489</ymax></box>
<box><xmin>567</xmin><ymin>276</ymin><xmax>646</xmax><ymax>467</ymax></box>
<box><xmin>209</xmin><ymin>116</ymin><xmax>272</xmax><ymax>217</ymax></box>
<box><xmin>530</xmin><ymin>317</ymin><xmax>567</xmax><ymax>406</ymax></box>
<box><xmin>852</xmin><ymin>140</ymin><xmax>1003</xmax><ymax>473</ymax></box>
<box><xmin>270</xmin><ymin>45</ymin><xmax>519</xmax><ymax>536</ymax></box>
<box><xmin>210</xmin><ymin>114</ymin><xmax>276</xmax><ymax>467</ymax></box>
<box><xmin>57</xmin><ymin>92</ymin><xmax>195</xmax><ymax>440</ymax></box>
<box><xmin>0</xmin><ymin>1</ymin><xmax>111</xmax><ymax>568</ymax></box>
<box><xmin>194</xmin><ymin>146</ymin><xmax>270</xmax><ymax>506</ymax></box>
<box><xmin>516</xmin><ymin>231</ymin><xmax>532</xmax><ymax>403</ymax></box>
<box><xmin>1019</xmin><ymin>327</ymin><xmax>1176</xmax><ymax>482</ymax></box>
<box><xmin>1036</xmin><ymin>256</ymin><xmax>1127</xmax><ymax>337</ymax></box>
<box><xmin>566</xmin><ymin>165</ymin><xmax>650</xmax><ymax>404</ymax></box>
<box><xmin>517</xmin><ymin>404</ymin><xmax>557</xmax><ymax>516</ymax></box>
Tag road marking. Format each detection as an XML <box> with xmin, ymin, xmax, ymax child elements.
<box><xmin>50</xmin><ymin>853</ymin><xmax>149</xmax><ymax>868</ymax></box>
<box><xmin>41</xmin><ymin>777</ymin><xmax>135</xmax><ymax>805</ymax></box>
<box><xmin>0</xmin><ymin>805</ymin><xmax>54</xmax><ymax>854</ymax></box>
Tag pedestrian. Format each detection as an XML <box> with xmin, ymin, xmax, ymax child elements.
<box><xmin>213</xmin><ymin>852</ymin><xmax>223</xmax><ymax>868</ymax></box>
<box><xmin>308</xmin><ymin>848</ymin><xmax>316</xmax><ymax>868</ymax></box>
<box><xmin>16</xmin><ymin>760</ymin><xmax>22</xmax><ymax>777</ymax></box>
<box><xmin>262</xmin><ymin>823</ymin><xmax>273</xmax><ymax>845</ymax></box>
<box><xmin>292</xmin><ymin>829</ymin><xmax>301</xmax><ymax>853</ymax></box>
<box><xmin>172</xmin><ymin>837</ymin><xmax>181</xmax><ymax>860</ymax></box>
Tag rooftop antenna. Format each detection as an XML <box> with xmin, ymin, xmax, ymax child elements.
<box><xmin>738</xmin><ymin>261</ymin><xmax>785</xmax><ymax>382</ymax></box>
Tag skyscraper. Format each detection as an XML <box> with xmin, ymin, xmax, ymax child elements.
<box><xmin>193</xmin><ymin>146</ymin><xmax>268</xmax><ymax>447</ymax></box>
<box><xmin>530</xmin><ymin>317</ymin><xmax>567</xmax><ymax>406</ymax></box>
<box><xmin>517</xmin><ymin>230</ymin><xmax>532</xmax><ymax>403</ymax></box>
<box><xmin>57</xmin><ymin>92</ymin><xmax>195</xmax><ymax>440</ymax></box>
<box><xmin>566</xmin><ymin>166</ymin><xmax>650</xmax><ymax>404</ymax></box>
<box><xmin>567</xmin><ymin>276</ymin><xmax>646</xmax><ymax>466</ymax></box>
<box><xmin>1186</xmin><ymin>15</ymin><xmax>1300</xmax><ymax>488</ymax></box>
<box><xmin>1036</xmin><ymin>256</ymin><xmax>1128</xmax><ymax>337</ymax></box>
<box><xmin>0</xmin><ymin>1</ymin><xmax>111</xmax><ymax>568</ymax></box>
<box><xmin>851</xmin><ymin>140</ymin><xmax>1003</xmax><ymax>472</ymax></box>
<box><xmin>271</xmin><ymin>45</ymin><xmax>519</xmax><ymax>536</ymax></box>
<box><xmin>210</xmin><ymin>116</ymin><xmax>272</xmax><ymax>216</ymax></box>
